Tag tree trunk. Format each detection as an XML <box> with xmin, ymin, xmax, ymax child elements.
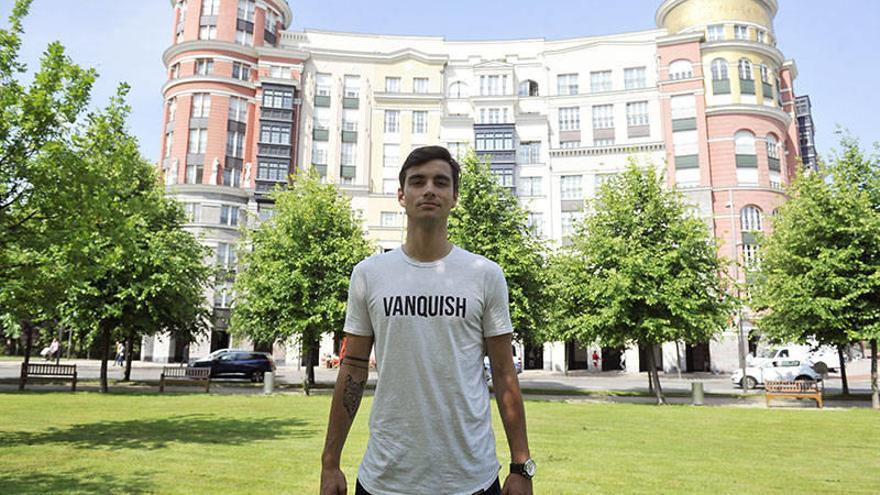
<box><xmin>55</xmin><ymin>324</ymin><xmax>63</xmax><ymax>365</ymax></box>
<box><xmin>123</xmin><ymin>329</ymin><xmax>135</xmax><ymax>382</ymax></box>
<box><xmin>675</xmin><ymin>342</ymin><xmax>682</xmax><ymax>380</ymax></box>
<box><xmin>871</xmin><ymin>339</ymin><xmax>879</xmax><ymax>410</ymax></box>
<box><xmin>18</xmin><ymin>321</ymin><xmax>34</xmax><ymax>391</ymax></box>
<box><xmin>646</xmin><ymin>343</ymin><xmax>666</xmax><ymax>405</ymax></box>
<box><xmin>837</xmin><ymin>345</ymin><xmax>849</xmax><ymax>396</ymax></box>
<box><xmin>99</xmin><ymin>322</ymin><xmax>112</xmax><ymax>393</ymax></box>
<box><xmin>302</xmin><ymin>340</ymin><xmax>312</xmax><ymax>396</ymax></box>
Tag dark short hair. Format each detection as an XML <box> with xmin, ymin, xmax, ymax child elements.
<box><xmin>398</xmin><ymin>145</ymin><xmax>461</xmax><ymax>195</ymax></box>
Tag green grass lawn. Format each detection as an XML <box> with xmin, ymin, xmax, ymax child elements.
<box><xmin>0</xmin><ymin>393</ymin><xmax>877</xmax><ymax>494</ymax></box>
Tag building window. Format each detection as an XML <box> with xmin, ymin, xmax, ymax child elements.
<box><xmin>741</xmin><ymin>206</ymin><xmax>763</xmax><ymax>232</ymax></box>
<box><xmin>756</xmin><ymin>30</ymin><xmax>766</xmax><ymax>44</ymax></box>
<box><xmin>670</xmin><ymin>94</ymin><xmax>696</xmax><ymax>120</ymax></box>
<box><xmin>560</xmin><ymin>175</ymin><xmax>583</xmax><ymax>200</ymax></box>
<box><xmin>412</xmin><ymin>111</ymin><xmax>427</xmax><ymax>134</ymax></box>
<box><xmin>261</xmin><ymin>124</ymin><xmax>290</xmax><ymax>145</ymax></box>
<box><xmin>383</xmin><ymin>179</ymin><xmax>398</xmax><ymax>194</ymax></box>
<box><xmin>170</xmin><ymin>63</ymin><xmax>180</xmax><ymax>79</ymax></box>
<box><xmin>669</xmin><ymin>59</ymin><xmax>693</xmax><ymax>80</ymax></box>
<box><xmin>216</xmin><ymin>243</ymin><xmax>236</xmax><ymax>269</ymax></box>
<box><xmin>265</xmin><ymin>10</ymin><xmax>280</xmax><ymax>35</ymax></box>
<box><xmin>479</xmin><ymin>75</ymin><xmax>507</xmax><ymax>96</ymax></box>
<box><xmin>447</xmin><ymin>142</ymin><xmax>467</xmax><ymax>160</ymax></box>
<box><xmin>738</xmin><ymin>59</ymin><xmax>753</xmax><ymax>80</ymax></box>
<box><xmin>311</xmin><ymin>141</ymin><xmax>328</xmax><ymax>166</ymax></box>
<box><xmin>235</xmin><ymin>29</ymin><xmax>253</xmax><ymax>46</ymax></box>
<box><xmin>185</xmin><ymin>163</ymin><xmax>203</xmax><ymax>184</ymax></box>
<box><xmin>342</xmin><ymin>109</ymin><xmax>358</xmax><ymax>131</ymax></box>
<box><xmin>191</xmin><ymin>93</ymin><xmax>211</xmax><ymax>118</ymax></box>
<box><xmin>341</xmin><ymin>142</ymin><xmax>356</xmax><ymax>166</ymax></box>
<box><xmin>226</xmin><ymin>129</ymin><xmax>245</xmax><ymax>158</ymax></box>
<box><xmin>164</xmin><ymin>131</ymin><xmax>173</xmax><ymax>158</ymax></box>
<box><xmin>413</xmin><ymin>77</ymin><xmax>429</xmax><ymax>94</ymax></box>
<box><xmin>742</xmin><ymin>244</ymin><xmax>760</xmax><ymax>270</ymax></box>
<box><xmin>760</xmin><ymin>64</ymin><xmax>771</xmax><ymax>85</ymax></box>
<box><xmin>517</xmin><ymin>141</ymin><xmax>541</xmax><ymax>164</ymax></box>
<box><xmin>527</xmin><ymin>212</ymin><xmax>544</xmax><ymax>237</ymax></box>
<box><xmin>237</xmin><ymin>0</ymin><xmax>255</xmax><ymax>21</ymax></box>
<box><xmin>199</xmin><ymin>25</ymin><xmax>217</xmax><ymax>40</ymax></box>
<box><xmin>228</xmin><ymin>96</ymin><xmax>248</xmax><ymax>123</ymax></box>
<box><xmin>313</xmin><ymin>107</ymin><xmax>329</xmax><ymax>130</ymax></box>
<box><xmin>188</xmin><ymin>128</ymin><xmax>208</xmax><ymax>154</ymax></box>
<box><xmin>214</xmin><ymin>280</ymin><xmax>234</xmax><ymax>308</ymax></box>
<box><xmin>383</xmin><ymin>144</ymin><xmax>399</xmax><ymax>168</ymax></box>
<box><xmin>491</xmin><ymin>169</ymin><xmax>514</xmax><ymax>189</ymax></box>
<box><xmin>711</xmin><ymin>59</ymin><xmax>729</xmax><ymax>80</ymax></box>
<box><xmin>344</xmin><ymin>75</ymin><xmax>360</xmax><ymax>98</ymax></box>
<box><xmin>735</xmin><ymin>130</ymin><xmax>758</xmax><ymax>185</ymax></box>
<box><xmin>269</xmin><ymin>65</ymin><xmax>292</xmax><ymax>79</ymax></box>
<box><xmin>559</xmin><ymin>107</ymin><xmax>580</xmax><ymax>131</ymax></box>
<box><xmin>708</xmin><ymin>24</ymin><xmax>724</xmax><ymax>41</ymax></box>
<box><xmin>590</xmin><ymin>71</ymin><xmax>612</xmax><ymax>92</ymax></box>
<box><xmin>519</xmin><ymin>176</ymin><xmax>543</xmax><ymax>196</ymax></box>
<box><xmin>196</xmin><ymin>58</ymin><xmax>214</xmax><ymax>75</ymax></box>
<box><xmin>592</xmin><ymin>104</ymin><xmax>614</xmax><ymax>129</ymax></box>
<box><xmin>518</xmin><ymin>80</ymin><xmax>539</xmax><ymax>97</ymax></box>
<box><xmin>380</xmin><ymin>211</ymin><xmax>402</xmax><ymax>227</ymax></box>
<box><xmin>385</xmin><ymin>77</ymin><xmax>401</xmax><ymax>93</ymax></box>
<box><xmin>734</xmin><ymin>24</ymin><xmax>749</xmax><ymax>41</ymax></box>
<box><xmin>167</xmin><ymin>97</ymin><xmax>177</xmax><ymax>123</ymax></box>
<box><xmin>626</xmin><ymin>101</ymin><xmax>649</xmax><ymax>127</ymax></box>
<box><xmin>258</xmin><ymin>161</ymin><xmax>287</xmax><ymax>181</ymax></box>
<box><xmin>384</xmin><ymin>110</ymin><xmax>399</xmax><ymax>133</ymax></box>
<box><xmin>448</xmin><ymin>81</ymin><xmax>468</xmax><ymax>98</ymax></box>
<box><xmin>475</xmin><ymin>131</ymin><xmax>513</xmax><ymax>151</ymax></box>
<box><xmin>262</xmin><ymin>88</ymin><xmax>293</xmax><ymax>109</ymax></box>
<box><xmin>560</xmin><ymin>141</ymin><xmax>579</xmax><ymax>149</ymax></box>
<box><xmin>557</xmin><ymin>73</ymin><xmax>578</xmax><ymax>96</ymax></box>
<box><xmin>182</xmin><ymin>202</ymin><xmax>201</xmax><ymax>223</ymax></box>
<box><xmin>479</xmin><ymin>107</ymin><xmax>509</xmax><ymax>124</ymax></box>
<box><xmin>624</xmin><ymin>67</ymin><xmax>646</xmax><ymax>89</ymax></box>
<box><xmin>561</xmin><ymin>211</ymin><xmax>582</xmax><ymax>238</ymax></box>
<box><xmin>232</xmin><ymin>62</ymin><xmax>251</xmax><ymax>81</ymax></box>
<box><xmin>220</xmin><ymin>205</ymin><xmax>239</xmax><ymax>227</ymax></box>
<box><xmin>315</xmin><ymin>73</ymin><xmax>332</xmax><ymax>96</ymax></box>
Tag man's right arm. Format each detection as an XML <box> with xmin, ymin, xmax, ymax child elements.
<box><xmin>320</xmin><ymin>333</ymin><xmax>373</xmax><ymax>494</ymax></box>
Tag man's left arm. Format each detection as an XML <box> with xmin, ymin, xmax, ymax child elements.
<box><xmin>486</xmin><ymin>333</ymin><xmax>532</xmax><ymax>495</ymax></box>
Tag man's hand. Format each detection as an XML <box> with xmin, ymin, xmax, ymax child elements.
<box><xmin>320</xmin><ymin>467</ymin><xmax>347</xmax><ymax>495</ymax></box>
<box><xmin>501</xmin><ymin>473</ymin><xmax>533</xmax><ymax>495</ymax></box>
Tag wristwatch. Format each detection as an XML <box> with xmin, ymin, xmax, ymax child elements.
<box><xmin>510</xmin><ymin>458</ymin><xmax>537</xmax><ymax>480</ymax></box>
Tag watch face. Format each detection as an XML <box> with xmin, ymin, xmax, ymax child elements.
<box><xmin>524</xmin><ymin>459</ymin><xmax>537</xmax><ymax>477</ymax></box>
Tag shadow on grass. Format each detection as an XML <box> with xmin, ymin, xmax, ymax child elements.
<box><xmin>0</xmin><ymin>470</ymin><xmax>154</xmax><ymax>494</ymax></box>
<box><xmin>0</xmin><ymin>414</ymin><xmax>317</xmax><ymax>450</ymax></box>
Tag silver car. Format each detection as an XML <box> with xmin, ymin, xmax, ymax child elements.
<box><xmin>731</xmin><ymin>358</ymin><xmax>823</xmax><ymax>389</ymax></box>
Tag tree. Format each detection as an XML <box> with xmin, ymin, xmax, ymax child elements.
<box><xmin>231</xmin><ymin>172</ymin><xmax>373</xmax><ymax>394</ymax></box>
<box><xmin>448</xmin><ymin>152</ymin><xmax>551</xmax><ymax>345</ymax></box>
<box><xmin>549</xmin><ymin>161</ymin><xmax>734</xmax><ymax>404</ymax></box>
<box><xmin>0</xmin><ymin>0</ymin><xmax>98</xmax><ymax>377</ymax></box>
<box><xmin>752</xmin><ymin>135</ymin><xmax>880</xmax><ymax>408</ymax></box>
<box><xmin>61</xmin><ymin>90</ymin><xmax>211</xmax><ymax>392</ymax></box>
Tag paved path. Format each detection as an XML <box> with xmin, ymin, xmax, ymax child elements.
<box><xmin>2</xmin><ymin>357</ymin><xmax>875</xmax><ymax>406</ymax></box>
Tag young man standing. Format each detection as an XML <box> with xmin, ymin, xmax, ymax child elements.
<box><xmin>320</xmin><ymin>146</ymin><xmax>535</xmax><ymax>495</ymax></box>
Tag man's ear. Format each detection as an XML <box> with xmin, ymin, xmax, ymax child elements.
<box><xmin>397</xmin><ymin>186</ymin><xmax>405</xmax><ymax>207</ymax></box>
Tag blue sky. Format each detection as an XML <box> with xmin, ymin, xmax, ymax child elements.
<box><xmin>2</xmin><ymin>0</ymin><xmax>878</xmax><ymax>163</ymax></box>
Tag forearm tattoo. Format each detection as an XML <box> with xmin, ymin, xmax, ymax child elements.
<box><xmin>342</xmin><ymin>374</ymin><xmax>366</xmax><ymax>419</ymax></box>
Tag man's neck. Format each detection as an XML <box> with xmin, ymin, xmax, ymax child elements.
<box><xmin>403</xmin><ymin>220</ymin><xmax>453</xmax><ymax>262</ymax></box>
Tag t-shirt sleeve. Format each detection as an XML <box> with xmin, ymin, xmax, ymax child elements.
<box><xmin>343</xmin><ymin>264</ymin><xmax>373</xmax><ymax>337</ymax></box>
<box><xmin>481</xmin><ymin>264</ymin><xmax>514</xmax><ymax>338</ymax></box>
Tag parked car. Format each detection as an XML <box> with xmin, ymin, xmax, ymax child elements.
<box><xmin>191</xmin><ymin>349</ymin><xmax>275</xmax><ymax>382</ymax></box>
<box><xmin>731</xmin><ymin>358</ymin><xmax>823</xmax><ymax>389</ymax></box>
<box><xmin>748</xmin><ymin>344</ymin><xmax>841</xmax><ymax>373</ymax></box>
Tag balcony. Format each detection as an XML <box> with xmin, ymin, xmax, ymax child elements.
<box><xmin>740</xmin><ymin>79</ymin><xmax>756</xmax><ymax>95</ymax></box>
<box><xmin>343</xmin><ymin>97</ymin><xmax>359</xmax><ymax>109</ymax></box>
<box><xmin>713</xmin><ymin>79</ymin><xmax>731</xmax><ymax>95</ymax></box>
<box><xmin>341</xmin><ymin>130</ymin><xmax>357</xmax><ymax>143</ymax></box>
<box><xmin>314</xmin><ymin>95</ymin><xmax>330</xmax><ymax>108</ymax></box>
<box><xmin>313</xmin><ymin>128</ymin><xmax>329</xmax><ymax>141</ymax></box>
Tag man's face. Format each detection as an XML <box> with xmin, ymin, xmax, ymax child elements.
<box><xmin>398</xmin><ymin>159</ymin><xmax>457</xmax><ymax>223</ymax></box>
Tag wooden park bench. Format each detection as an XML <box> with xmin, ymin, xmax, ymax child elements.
<box><xmin>765</xmin><ymin>380</ymin><xmax>823</xmax><ymax>409</ymax></box>
<box><xmin>19</xmin><ymin>362</ymin><xmax>78</xmax><ymax>391</ymax></box>
<box><xmin>159</xmin><ymin>366</ymin><xmax>211</xmax><ymax>393</ymax></box>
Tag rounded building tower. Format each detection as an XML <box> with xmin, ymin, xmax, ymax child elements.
<box><xmin>655</xmin><ymin>0</ymin><xmax>802</xmax><ymax>370</ymax></box>
<box><xmin>150</xmin><ymin>0</ymin><xmax>303</xmax><ymax>362</ymax></box>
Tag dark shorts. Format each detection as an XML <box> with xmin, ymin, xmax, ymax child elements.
<box><xmin>355</xmin><ymin>477</ymin><xmax>501</xmax><ymax>495</ymax></box>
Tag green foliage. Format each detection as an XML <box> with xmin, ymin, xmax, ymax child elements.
<box><xmin>231</xmin><ymin>172</ymin><xmax>373</xmax><ymax>351</ymax></box>
<box><xmin>550</xmin><ymin>161</ymin><xmax>733</xmax><ymax>350</ymax></box>
<box><xmin>448</xmin><ymin>152</ymin><xmax>551</xmax><ymax>344</ymax></box>
<box><xmin>752</xmin><ymin>135</ymin><xmax>880</xmax><ymax>345</ymax></box>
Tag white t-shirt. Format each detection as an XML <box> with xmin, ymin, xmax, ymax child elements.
<box><xmin>344</xmin><ymin>245</ymin><xmax>514</xmax><ymax>495</ymax></box>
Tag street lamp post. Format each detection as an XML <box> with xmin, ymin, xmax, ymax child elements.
<box><xmin>727</xmin><ymin>190</ymin><xmax>749</xmax><ymax>388</ymax></box>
